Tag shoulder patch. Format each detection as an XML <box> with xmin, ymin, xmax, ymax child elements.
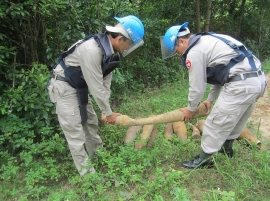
<box><xmin>186</xmin><ymin>60</ymin><xmax>192</xmax><ymax>70</ymax></box>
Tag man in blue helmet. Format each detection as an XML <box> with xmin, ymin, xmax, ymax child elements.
<box><xmin>160</xmin><ymin>22</ymin><xmax>267</xmax><ymax>169</ymax></box>
<box><xmin>47</xmin><ymin>15</ymin><xmax>145</xmax><ymax>177</ymax></box>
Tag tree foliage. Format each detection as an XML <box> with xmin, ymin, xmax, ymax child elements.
<box><xmin>1</xmin><ymin>0</ymin><xmax>269</xmax><ymax>90</ymax></box>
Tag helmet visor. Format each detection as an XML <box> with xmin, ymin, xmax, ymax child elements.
<box><xmin>122</xmin><ymin>24</ymin><xmax>145</xmax><ymax>57</ymax></box>
<box><xmin>160</xmin><ymin>36</ymin><xmax>177</xmax><ymax>59</ymax></box>
<box><xmin>121</xmin><ymin>39</ymin><xmax>144</xmax><ymax>57</ymax></box>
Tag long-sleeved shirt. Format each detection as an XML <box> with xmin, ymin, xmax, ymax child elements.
<box><xmin>186</xmin><ymin>34</ymin><xmax>261</xmax><ymax>111</ymax></box>
<box><xmin>60</xmin><ymin>37</ymin><xmax>114</xmax><ymax>116</ymax></box>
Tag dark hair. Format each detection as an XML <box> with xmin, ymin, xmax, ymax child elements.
<box><xmin>106</xmin><ymin>31</ymin><xmax>129</xmax><ymax>41</ymax></box>
<box><xmin>175</xmin><ymin>33</ymin><xmax>192</xmax><ymax>47</ymax></box>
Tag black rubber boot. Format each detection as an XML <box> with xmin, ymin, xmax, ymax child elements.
<box><xmin>218</xmin><ymin>140</ymin><xmax>235</xmax><ymax>158</ymax></box>
<box><xmin>182</xmin><ymin>151</ymin><xmax>213</xmax><ymax>169</ymax></box>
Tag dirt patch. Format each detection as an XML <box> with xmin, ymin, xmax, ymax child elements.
<box><xmin>249</xmin><ymin>73</ymin><xmax>270</xmax><ymax>143</ymax></box>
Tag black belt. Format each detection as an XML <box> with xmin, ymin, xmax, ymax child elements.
<box><xmin>229</xmin><ymin>71</ymin><xmax>262</xmax><ymax>82</ymax></box>
<box><xmin>52</xmin><ymin>74</ymin><xmax>66</xmax><ymax>82</ymax></box>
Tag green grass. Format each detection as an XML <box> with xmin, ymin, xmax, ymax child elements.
<box><xmin>262</xmin><ymin>59</ymin><xmax>270</xmax><ymax>73</ymax></box>
<box><xmin>1</xmin><ymin>63</ymin><xmax>270</xmax><ymax>200</ymax></box>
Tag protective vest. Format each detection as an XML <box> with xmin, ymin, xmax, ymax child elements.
<box><xmin>181</xmin><ymin>32</ymin><xmax>258</xmax><ymax>86</ymax></box>
<box><xmin>57</xmin><ymin>33</ymin><xmax>120</xmax><ymax>125</ymax></box>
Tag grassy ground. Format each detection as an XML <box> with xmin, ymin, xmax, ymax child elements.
<box><xmin>1</xmin><ymin>62</ymin><xmax>270</xmax><ymax>200</ymax></box>
<box><xmin>97</xmin><ymin>79</ymin><xmax>269</xmax><ymax>201</ymax></box>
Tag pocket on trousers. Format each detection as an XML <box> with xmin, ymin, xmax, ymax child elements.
<box><xmin>210</xmin><ymin>106</ymin><xmax>240</xmax><ymax>131</ymax></box>
<box><xmin>221</xmin><ymin>89</ymin><xmax>244</xmax><ymax>105</ymax></box>
<box><xmin>47</xmin><ymin>84</ymin><xmax>56</xmax><ymax>103</ymax></box>
<box><xmin>57</xmin><ymin>105</ymin><xmax>81</xmax><ymax>129</ymax></box>
<box><xmin>212</xmin><ymin>112</ymin><xmax>227</xmax><ymax>127</ymax></box>
<box><xmin>54</xmin><ymin>82</ymin><xmax>67</xmax><ymax>98</ymax></box>
<box><xmin>240</xmin><ymin>86</ymin><xmax>261</xmax><ymax>104</ymax></box>
<box><xmin>56</xmin><ymin>104</ymin><xmax>75</xmax><ymax>116</ymax></box>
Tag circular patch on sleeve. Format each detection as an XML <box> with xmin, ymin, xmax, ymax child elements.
<box><xmin>186</xmin><ymin>60</ymin><xmax>192</xmax><ymax>70</ymax></box>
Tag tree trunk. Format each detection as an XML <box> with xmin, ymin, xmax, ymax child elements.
<box><xmin>237</xmin><ymin>0</ymin><xmax>246</xmax><ymax>38</ymax></box>
<box><xmin>196</xmin><ymin>0</ymin><xmax>201</xmax><ymax>33</ymax></box>
<box><xmin>228</xmin><ymin>0</ymin><xmax>237</xmax><ymax>15</ymax></box>
<box><xmin>205</xmin><ymin>0</ymin><xmax>212</xmax><ymax>32</ymax></box>
<box><xmin>259</xmin><ymin>9</ymin><xmax>265</xmax><ymax>45</ymax></box>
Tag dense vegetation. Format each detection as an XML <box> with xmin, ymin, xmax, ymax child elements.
<box><xmin>0</xmin><ymin>0</ymin><xmax>270</xmax><ymax>200</ymax></box>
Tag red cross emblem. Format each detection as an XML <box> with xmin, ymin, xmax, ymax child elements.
<box><xmin>186</xmin><ymin>60</ymin><xmax>192</xmax><ymax>70</ymax></box>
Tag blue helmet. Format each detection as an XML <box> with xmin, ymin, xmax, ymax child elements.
<box><xmin>114</xmin><ymin>15</ymin><xmax>145</xmax><ymax>44</ymax></box>
<box><xmin>163</xmin><ymin>22</ymin><xmax>189</xmax><ymax>51</ymax></box>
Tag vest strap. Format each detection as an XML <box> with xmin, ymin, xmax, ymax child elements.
<box><xmin>181</xmin><ymin>32</ymin><xmax>260</xmax><ymax>86</ymax></box>
<box><xmin>53</xmin><ymin>33</ymin><xmax>120</xmax><ymax>125</ymax></box>
<box><xmin>210</xmin><ymin>34</ymin><xmax>257</xmax><ymax>71</ymax></box>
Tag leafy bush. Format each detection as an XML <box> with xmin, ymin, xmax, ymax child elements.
<box><xmin>0</xmin><ymin>63</ymin><xmax>71</xmax><ymax>200</ymax></box>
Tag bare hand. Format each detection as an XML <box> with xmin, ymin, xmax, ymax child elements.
<box><xmin>202</xmin><ymin>100</ymin><xmax>212</xmax><ymax>115</ymax></box>
<box><xmin>180</xmin><ymin>107</ymin><xmax>194</xmax><ymax>122</ymax></box>
<box><xmin>101</xmin><ymin>113</ymin><xmax>106</xmax><ymax>121</ymax></box>
<box><xmin>105</xmin><ymin>112</ymin><xmax>122</xmax><ymax>124</ymax></box>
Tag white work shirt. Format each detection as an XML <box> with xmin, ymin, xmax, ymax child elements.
<box><xmin>62</xmin><ymin>37</ymin><xmax>114</xmax><ymax>116</ymax></box>
<box><xmin>186</xmin><ymin>34</ymin><xmax>261</xmax><ymax>111</ymax></box>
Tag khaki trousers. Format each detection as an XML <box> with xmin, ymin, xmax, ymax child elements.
<box><xmin>202</xmin><ymin>76</ymin><xmax>265</xmax><ymax>154</ymax></box>
<box><xmin>48</xmin><ymin>77</ymin><xmax>102</xmax><ymax>177</ymax></box>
